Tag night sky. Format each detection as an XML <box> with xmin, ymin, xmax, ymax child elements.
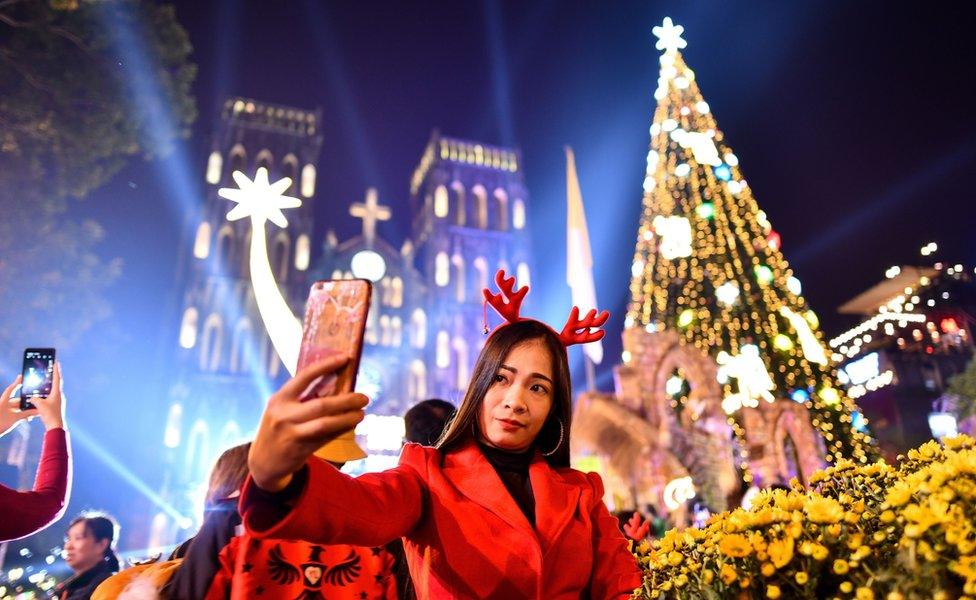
<box><xmin>79</xmin><ymin>1</ymin><xmax>975</xmax><ymax>377</ymax></box>
<box><xmin>49</xmin><ymin>0</ymin><xmax>976</xmax><ymax>540</ymax></box>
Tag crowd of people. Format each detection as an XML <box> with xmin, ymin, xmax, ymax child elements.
<box><xmin>2</xmin><ymin>274</ymin><xmax>657</xmax><ymax>598</ymax></box>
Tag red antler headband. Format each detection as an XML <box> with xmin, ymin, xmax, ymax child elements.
<box><xmin>482</xmin><ymin>269</ymin><xmax>610</xmax><ymax>347</ymax></box>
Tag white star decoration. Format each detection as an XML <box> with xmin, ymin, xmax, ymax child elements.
<box><xmin>219</xmin><ymin>168</ymin><xmax>301</xmax><ymax>228</ymax></box>
<box><xmin>653</xmin><ymin>17</ymin><xmax>687</xmax><ymax>54</ymax></box>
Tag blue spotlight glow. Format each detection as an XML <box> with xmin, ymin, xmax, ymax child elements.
<box><xmin>72</xmin><ymin>424</ymin><xmax>192</xmax><ymax>528</ymax></box>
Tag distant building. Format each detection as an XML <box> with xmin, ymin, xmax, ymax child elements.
<box><xmin>829</xmin><ymin>263</ymin><xmax>975</xmax><ymax>457</ymax></box>
<box><xmin>156</xmin><ymin>97</ymin><xmax>323</xmax><ymax>545</ymax></box>
<box><xmin>312</xmin><ymin>130</ymin><xmax>534</xmax><ymax>413</ymax></box>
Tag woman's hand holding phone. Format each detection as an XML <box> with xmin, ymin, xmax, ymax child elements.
<box><xmin>0</xmin><ymin>363</ymin><xmax>65</xmax><ymax>436</ymax></box>
<box><xmin>249</xmin><ymin>355</ymin><xmax>369</xmax><ymax>492</ymax></box>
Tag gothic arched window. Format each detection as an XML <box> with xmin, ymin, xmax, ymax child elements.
<box><xmin>451</xmin><ymin>181</ymin><xmax>466</xmax><ymax>226</ymax></box>
<box><xmin>472</xmin><ymin>185</ymin><xmax>488</xmax><ymax>229</ymax></box>
<box><xmin>473</xmin><ymin>257</ymin><xmax>489</xmax><ymax>296</ymax></box>
<box><xmin>513</xmin><ymin>199</ymin><xmax>526</xmax><ymax>230</ymax></box>
<box><xmin>453</xmin><ymin>337</ymin><xmax>469</xmax><ymax>390</ymax></box>
<box><xmin>435</xmin><ymin>252</ymin><xmax>450</xmax><ymax>287</ymax></box>
<box><xmin>193</xmin><ymin>222</ymin><xmax>211</xmax><ymax>259</ymax></box>
<box><xmin>179</xmin><ymin>307</ymin><xmax>199</xmax><ymax>349</ymax></box>
<box><xmin>214</xmin><ymin>225</ymin><xmax>235</xmax><ymax>268</ymax></box>
<box><xmin>200</xmin><ymin>313</ymin><xmax>223</xmax><ymax>371</ymax></box>
<box><xmin>271</xmin><ymin>232</ymin><xmax>290</xmax><ymax>281</ymax></box>
<box><xmin>281</xmin><ymin>154</ymin><xmax>299</xmax><ymax>195</ymax></box>
<box><xmin>436</xmin><ymin>331</ymin><xmax>450</xmax><ymax>368</ymax></box>
<box><xmin>255</xmin><ymin>149</ymin><xmax>273</xmax><ymax>174</ymax></box>
<box><xmin>434</xmin><ymin>185</ymin><xmax>449</xmax><ymax>218</ymax></box>
<box><xmin>206</xmin><ymin>151</ymin><xmax>223</xmax><ymax>185</ymax></box>
<box><xmin>411</xmin><ymin>309</ymin><xmax>427</xmax><ymax>349</ymax></box>
<box><xmin>494</xmin><ymin>188</ymin><xmax>509</xmax><ymax>231</ymax></box>
<box><xmin>452</xmin><ymin>254</ymin><xmax>465</xmax><ymax>302</ymax></box>
<box><xmin>409</xmin><ymin>360</ymin><xmax>427</xmax><ymax>402</ymax></box>
<box><xmin>301</xmin><ymin>164</ymin><xmax>316</xmax><ymax>198</ymax></box>
<box><xmin>229</xmin><ymin>317</ymin><xmax>253</xmax><ymax>373</ymax></box>
<box><xmin>517</xmin><ymin>262</ymin><xmax>531</xmax><ymax>287</ymax></box>
<box><xmin>228</xmin><ymin>144</ymin><xmax>247</xmax><ymax>178</ymax></box>
<box><xmin>295</xmin><ymin>234</ymin><xmax>310</xmax><ymax>271</ymax></box>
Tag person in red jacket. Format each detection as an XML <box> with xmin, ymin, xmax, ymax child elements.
<box><xmin>0</xmin><ymin>362</ymin><xmax>70</xmax><ymax>542</ymax></box>
<box><xmin>242</xmin><ymin>271</ymin><xmax>642</xmax><ymax>599</ymax></box>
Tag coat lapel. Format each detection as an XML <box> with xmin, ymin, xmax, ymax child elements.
<box><xmin>442</xmin><ymin>440</ymin><xmax>536</xmax><ymax>539</ymax></box>
<box><xmin>529</xmin><ymin>455</ymin><xmax>581</xmax><ymax>557</ymax></box>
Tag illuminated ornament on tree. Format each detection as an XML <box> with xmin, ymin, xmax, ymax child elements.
<box><xmin>787</xmin><ymin>276</ymin><xmax>802</xmax><ymax>296</ymax></box>
<box><xmin>766</xmin><ymin>230</ymin><xmax>781</xmax><ymax>251</ymax></box>
<box><xmin>219</xmin><ymin>167</ymin><xmax>303</xmax><ymax>374</ymax></box>
<box><xmin>850</xmin><ymin>411</ymin><xmax>868</xmax><ymax>433</ymax></box>
<box><xmin>805</xmin><ymin>310</ymin><xmax>819</xmax><ymax>328</ymax></box>
<box><xmin>779</xmin><ymin>307</ymin><xmax>828</xmax><ymax>365</ymax></box>
<box><xmin>791</xmin><ymin>389</ymin><xmax>810</xmax><ymax>403</ymax></box>
<box><xmin>715</xmin><ymin>282</ymin><xmax>740</xmax><ymax>306</ymax></box>
<box><xmin>941</xmin><ymin>318</ymin><xmax>960</xmax><ymax>334</ymax></box>
<box><xmin>671</xmin><ymin>129</ymin><xmax>721</xmax><ymax>166</ymax></box>
<box><xmin>677</xmin><ymin>308</ymin><xmax>695</xmax><ymax>328</ymax></box>
<box><xmin>696</xmin><ymin>202</ymin><xmax>715</xmax><ymax>219</ymax></box>
<box><xmin>754</xmin><ymin>265</ymin><xmax>774</xmax><ymax>285</ymax></box>
<box><xmin>756</xmin><ymin>210</ymin><xmax>771</xmax><ymax>233</ymax></box>
<box><xmin>673</xmin><ymin>163</ymin><xmax>691</xmax><ymax>177</ymax></box>
<box><xmin>773</xmin><ymin>334</ymin><xmax>794</xmax><ymax>351</ymax></box>
<box><xmin>666</xmin><ymin>375</ymin><xmax>685</xmax><ymax>396</ymax></box>
<box><xmin>652</xmin><ymin>16</ymin><xmax>687</xmax><ymax>54</ymax></box>
<box><xmin>717</xmin><ymin>344</ymin><xmax>776</xmax><ymax>414</ymax></box>
<box><xmin>663</xmin><ymin>476</ymin><xmax>696</xmax><ymax>510</ymax></box>
<box><xmin>713</xmin><ymin>164</ymin><xmax>732</xmax><ymax>181</ymax></box>
<box><xmin>820</xmin><ymin>386</ymin><xmax>841</xmax><ymax>407</ymax></box>
<box><xmin>652</xmin><ymin>215</ymin><xmax>693</xmax><ymax>259</ymax></box>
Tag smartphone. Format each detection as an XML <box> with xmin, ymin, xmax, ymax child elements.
<box><xmin>20</xmin><ymin>348</ymin><xmax>55</xmax><ymax>411</ymax></box>
<box><xmin>296</xmin><ymin>279</ymin><xmax>372</xmax><ymax>400</ymax></box>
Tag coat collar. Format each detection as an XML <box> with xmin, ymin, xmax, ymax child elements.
<box><xmin>443</xmin><ymin>438</ymin><xmax>581</xmax><ymax>555</ymax></box>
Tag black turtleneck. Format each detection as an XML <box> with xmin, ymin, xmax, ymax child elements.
<box><xmin>478</xmin><ymin>441</ymin><xmax>536</xmax><ymax>526</ymax></box>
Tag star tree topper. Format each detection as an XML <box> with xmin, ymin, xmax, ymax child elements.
<box><xmin>653</xmin><ymin>17</ymin><xmax>687</xmax><ymax>55</ymax></box>
<box><xmin>218</xmin><ymin>167</ymin><xmax>303</xmax><ymax>374</ymax></box>
<box><xmin>219</xmin><ymin>167</ymin><xmax>301</xmax><ymax>228</ymax></box>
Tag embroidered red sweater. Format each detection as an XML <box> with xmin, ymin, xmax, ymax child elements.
<box><xmin>0</xmin><ymin>428</ymin><xmax>70</xmax><ymax>542</ymax></box>
<box><xmin>206</xmin><ymin>536</ymin><xmax>397</xmax><ymax>600</ymax></box>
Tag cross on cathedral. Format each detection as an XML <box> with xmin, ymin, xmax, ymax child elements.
<box><xmin>350</xmin><ymin>187</ymin><xmax>391</xmax><ymax>246</ymax></box>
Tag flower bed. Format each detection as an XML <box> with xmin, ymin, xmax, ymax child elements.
<box><xmin>632</xmin><ymin>435</ymin><xmax>976</xmax><ymax>599</ymax></box>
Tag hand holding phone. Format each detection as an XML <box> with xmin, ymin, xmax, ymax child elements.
<box><xmin>20</xmin><ymin>348</ymin><xmax>55</xmax><ymax>411</ymax></box>
<box><xmin>296</xmin><ymin>280</ymin><xmax>372</xmax><ymax>400</ymax></box>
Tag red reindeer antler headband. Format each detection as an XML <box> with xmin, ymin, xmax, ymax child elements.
<box><xmin>482</xmin><ymin>269</ymin><xmax>610</xmax><ymax>347</ymax></box>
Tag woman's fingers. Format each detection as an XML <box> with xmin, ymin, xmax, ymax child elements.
<box><xmin>287</xmin><ymin>392</ymin><xmax>369</xmax><ymax>423</ymax></box>
<box><xmin>0</xmin><ymin>375</ymin><xmax>22</xmax><ymax>404</ymax></box>
<box><xmin>292</xmin><ymin>409</ymin><xmax>366</xmax><ymax>443</ymax></box>
<box><xmin>277</xmin><ymin>355</ymin><xmax>350</xmax><ymax>399</ymax></box>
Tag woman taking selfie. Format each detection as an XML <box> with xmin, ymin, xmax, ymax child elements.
<box><xmin>0</xmin><ymin>362</ymin><xmax>70</xmax><ymax>542</ymax></box>
<box><xmin>242</xmin><ymin>272</ymin><xmax>641</xmax><ymax>599</ymax></box>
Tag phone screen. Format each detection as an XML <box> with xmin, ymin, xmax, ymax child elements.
<box><xmin>296</xmin><ymin>279</ymin><xmax>371</xmax><ymax>400</ymax></box>
<box><xmin>21</xmin><ymin>348</ymin><xmax>55</xmax><ymax>410</ymax></box>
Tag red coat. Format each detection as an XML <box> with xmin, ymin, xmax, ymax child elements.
<box><xmin>241</xmin><ymin>440</ymin><xmax>641</xmax><ymax>599</ymax></box>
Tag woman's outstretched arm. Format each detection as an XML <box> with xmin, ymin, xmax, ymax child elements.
<box><xmin>239</xmin><ymin>446</ymin><xmax>427</xmax><ymax>547</ymax></box>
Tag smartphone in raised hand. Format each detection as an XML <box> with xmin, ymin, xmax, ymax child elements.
<box><xmin>296</xmin><ymin>279</ymin><xmax>372</xmax><ymax>401</ymax></box>
<box><xmin>20</xmin><ymin>348</ymin><xmax>55</xmax><ymax>411</ymax></box>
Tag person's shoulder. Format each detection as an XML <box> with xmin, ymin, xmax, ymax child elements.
<box><xmin>553</xmin><ymin>465</ymin><xmax>607</xmax><ymax>495</ymax></box>
<box><xmin>398</xmin><ymin>442</ymin><xmax>442</xmax><ymax>471</ymax></box>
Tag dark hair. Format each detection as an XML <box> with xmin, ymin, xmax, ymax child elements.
<box><xmin>436</xmin><ymin>320</ymin><xmax>572</xmax><ymax>467</ymax></box>
<box><xmin>403</xmin><ymin>399</ymin><xmax>456</xmax><ymax>445</ymax></box>
<box><xmin>205</xmin><ymin>442</ymin><xmax>251</xmax><ymax>510</ymax></box>
<box><xmin>69</xmin><ymin>513</ymin><xmax>120</xmax><ymax>572</ymax></box>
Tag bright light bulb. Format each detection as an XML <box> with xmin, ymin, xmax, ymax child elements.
<box><xmin>716</xmin><ymin>282</ymin><xmax>739</xmax><ymax>306</ymax></box>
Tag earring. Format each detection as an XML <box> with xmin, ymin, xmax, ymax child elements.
<box><xmin>541</xmin><ymin>417</ymin><xmax>564</xmax><ymax>457</ymax></box>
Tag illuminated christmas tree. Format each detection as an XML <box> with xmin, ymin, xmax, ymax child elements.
<box><xmin>626</xmin><ymin>18</ymin><xmax>874</xmax><ymax>466</ymax></box>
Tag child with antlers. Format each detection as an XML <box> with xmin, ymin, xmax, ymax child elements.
<box><xmin>243</xmin><ymin>270</ymin><xmax>642</xmax><ymax>599</ymax></box>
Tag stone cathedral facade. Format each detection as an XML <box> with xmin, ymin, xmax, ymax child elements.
<box><xmin>155</xmin><ymin>106</ymin><xmax>534</xmax><ymax>544</ymax></box>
